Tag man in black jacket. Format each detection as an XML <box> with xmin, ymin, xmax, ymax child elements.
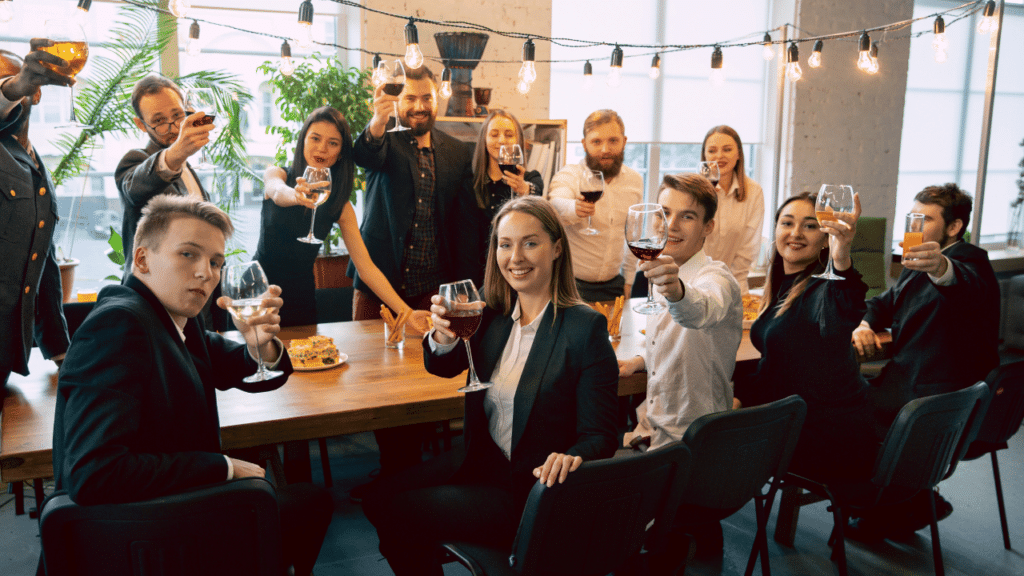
<box><xmin>0</xmin><ymin>44</ymin><xmax>71</xmax><ymax>391</ymax></box>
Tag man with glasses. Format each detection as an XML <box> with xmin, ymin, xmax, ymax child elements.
<box><xmin>116</xmin><ymin>74</ymin><xmax>214</xmax><ymax>267</ymax></box>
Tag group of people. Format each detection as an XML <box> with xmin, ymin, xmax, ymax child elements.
<box><xmin>0</xmin><ymin>38</ymin><xmax>1002</xmax><ymax>576</ymax></box>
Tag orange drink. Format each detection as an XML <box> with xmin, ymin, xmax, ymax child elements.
<box><xmin>902</xmin><ymin>232</ymin><xmax>924</xmax><ymax>252</ymax></box>
<box><xmin>815</xmin><ymin>209</ymin><xmax>837</xmax><ymax>224</ymax></box>
<box><xmin>41</xmin><ymin>41</ymin><xmax>89</xmax><ymax>77</ymax></box>
<box><xmin>76</xmin><ymin>288</ymin><xmax>97</xmax><ymax>302</ymax></box>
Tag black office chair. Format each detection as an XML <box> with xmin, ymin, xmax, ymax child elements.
<box><xmin>62</xmin><ymin>301</ymin><xmax>95</xmax><ymax>340</ymax></box>
<box><xmin>672</xmin><ymin>395</ymin><xmax>806</xmax><ymax>576</ymax></box>
<box><xmin>39</xmin><ymin>478</ymin><xmax>284</xmax><ymax>576</ymax></box>
<box><xmin>442</xmin><ymin>441</ymin><xmax>692</xmax><ymax>576</ymax></box>
<box><xmin>958</xmin><ymin>361</ymin><xmax>1024</xmax><ymax>549</ymax></box>
<box><xmin>783</xmin><ymin>381</ymin><xmax>990</xmax><ymax>576</ymax></box>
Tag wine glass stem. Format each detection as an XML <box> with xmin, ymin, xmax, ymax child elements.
<box><xmin>824</xmin><ymin>256</ymin><xmax>835</xmax><ymax>277</ymax></box>
<box><xmin>306</xmin><ymin>205</ymin><xmax>318</xmax><ymax>240</ymax></box>
<box><xmin>393</xmin><ymin>102</ymin><xmax>402</xmax><ymax>128</ymax></box>
<box><xmin>253</xmin><ymin>328</ymin><xmax>267</xmax><ymax>377</ymax></box>
<box><xmin>588</xmin><ymin>215</ymin><xmax>594</xmax><ymax>229</ymax></box>
<box><xmin>68</xmin><ymin>85</ymin><xmax>77</xmax><ymax>124</ymax></box>
<box><xmin>463</xmin><ymin>340</ymin><xmax>481</xmax><ymax>384</ymax></box>
<box><xmin>647</xmin><ymin>278</ymin><xmax>656</xmax><ymax>305</ymax></box>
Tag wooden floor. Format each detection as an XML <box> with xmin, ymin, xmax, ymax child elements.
<box><xmin>3</xmin><ymin>429</ymin><xmax>1023</xmax><ymax>575</ymax></box>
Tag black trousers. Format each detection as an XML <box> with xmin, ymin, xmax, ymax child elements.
<box><xmin>575</xmin><ymin>275</ymin><xmax>625</xmax><ymax>303</ymax></box>
<box><xmin>363</xmin><ymin>440</ymin><xmax>518</xmax><ymax>576</ymax></box>
<box><xmin>278</xmin><ymin>483</ymin><xmax>334</xmax><ymax>575</ymax></box>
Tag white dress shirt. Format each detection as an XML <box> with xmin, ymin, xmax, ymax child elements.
<box><xmin>428</xmin><ymin>300</ymin><xmax>550</xmax><ymax>459</ymax></box>
<box><xmin>548</xmin><ymin>161</ymin><xmax>644</xmax><ymax>283</ymax></box>
<box><xmin>156</xmin><ymin>150</ymin><xmax>204</xmax><ymax>199</ymax></box>
<box><xmin>625</xmin><ymin>249</ymin><xmax>743</xmax><ymax>451</ymax></box>
<box><xmin>702</xmin><ymin>175</ymin><xmax>765</xmax><ymax>295</ymax></box>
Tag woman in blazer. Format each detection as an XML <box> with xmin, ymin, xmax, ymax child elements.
<box><xmin>364</xmin><ymin>195</ymin><xmax>619</xmax><ymax>576</ymax></box>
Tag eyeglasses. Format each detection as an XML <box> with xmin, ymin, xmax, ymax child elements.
<box><xmin>142</xmin><ymin>112</ymin><xmax>187</xmax><ymax>135</ymax></box>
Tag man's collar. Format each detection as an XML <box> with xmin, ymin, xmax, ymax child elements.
<box><xmin>941</xmin><ymin>239</ymin><xmax>962</xmax><ymax>253</ymax></box>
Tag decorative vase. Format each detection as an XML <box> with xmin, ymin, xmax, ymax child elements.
<box><xmin>434</xmin><ymin>32</ymin><xmax>489</xmax><ymax>117</ymax></box>
<box><xmin>58</xmin><ymin>258</ymin><xmax>80</xmax><ymax>304</ymax></box>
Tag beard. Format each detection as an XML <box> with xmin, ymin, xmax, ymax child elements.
<box><xmin>585</xmin><ymin>149</ymin><xmax>625</xmax><ymax>179</ymax></box>
<box><xmin>403</xmin><ymin>110</ymin><xmax>436</xmax><ymax>137</ymax></box>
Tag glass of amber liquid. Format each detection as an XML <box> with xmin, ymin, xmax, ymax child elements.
<box><xmin>42</xmin><ymin>18</ymin><xmax>90</xmax><ymax>129</ymax></box>
<box><xmin>903</xmin><ymin>213</ymin><xmax>925</xmax><ymax>262</ymax></box>
<box><xmin>812</xmin><ymin>184</ymin><xmax>855</xmax><ymax>281</ymax></box>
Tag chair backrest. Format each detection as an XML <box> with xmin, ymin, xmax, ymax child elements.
<box><xmin>679</xmin><ymin>395</ymin><xmax>807</xmax><ymax>511</ymax></box>
<box><xmin>40</xmin><ymin>478</ymin><xmax>283</xmax><ymax>576</ymax></box>
<box><xmin>975</xmin><ymin>360</ymin><xmax>1024</xmax><ymax>444</ymax></box>
<box><xmin>851</xmin><ymin>216</ymin><xmax>887</xmax><ymax>299</ymax></box>
<box><xmin>62</xmin><ymin>301</ymin><xmax>95</xmax><ymax>341</ymax></box>
<box><xmin>1001</xmin><ymin>275</ymin><xmax>1024</xmax><ymax>351</ymax></box>
<box><xmin>942</xmin><ymin>379</ymin><xmax>994</xmax><ymax>480</ymax></box>
<box><xmin>872</xmin><ymin>382</ymin><xmax>989</xmax><ymax>491</ymax></box>
<box><xmin>506</xmin><ymin>442</ymin><xmax>691</xmax><ymax>576</ymax></box>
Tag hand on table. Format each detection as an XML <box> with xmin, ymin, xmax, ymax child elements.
<box><xmin>640</xmin><ymin>255</ymin><xmax>684</xmax><ymax>302</ymax></box>
<box><xmin>533</xmin><ymin>452</ymin><xmax>583</xmax><ymax>487</ymax></box>
<box><xmin>851</xmin><ymin>321</ymin><xmax>882</xmax><ymax>356</ymax></box>
<box><xmin>229</xmin><ymin>457</ymin><xmax>266</xmax><ymax>479</ymax></box>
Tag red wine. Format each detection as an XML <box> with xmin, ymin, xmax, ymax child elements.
<box><xmin>628</xmin><ymin>240</ymin><xmax>664</xmax><ymax>261</ymax></box>
<box><xmin>194</xmin><ymin>113</ymin><xmax>216</xmax><ymax>126</ymax></box>
<box><xmin>444</xmin><ymin>311</ymin><xmax>483</xmax><ymax>340</ymax></box>
<box><xmin>580</xmin><ymin>189</ymin><xmax>603</xmax><ymax>203</ymax></box>
<box><xmin>498</xmin><ymin>163</ymin><xmax>519</xmax><ymax>174</ymax></box>
<box><xmin>382</xmin><ymin>83</ymin><xmax>405</xmax><ymax>97</ymax></box>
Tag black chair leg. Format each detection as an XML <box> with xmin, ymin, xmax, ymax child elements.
<box><xmin>318</xmin><ymin>437</ymin><xmax>333</xmax><ymax>488</ymax></box>
<box><xmin>12</xmin><ymin>481</ymin><xmax>24</xmax><ymax>515</ymax></box>
<box><xmin>829</xmin><ymin>505</ymin><xmax>848</xmax><ymax>576</ymax></box>
<box><xmin>991</xmin><ymin>452</ymin><xmax>1011</xmax><ymax>550</ymax></box>
<box><xmin>745</xmin><ymin>494</ymin><xmax>773</xmax><ymax>576</ymax></box>
<box><xmin>928</xmin><ymin>490</ymin><xmax>945</xmax><ymax>576</ymax></box>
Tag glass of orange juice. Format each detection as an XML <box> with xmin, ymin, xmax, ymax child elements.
<box><xmin>76</xmin><ymin>288</ymin><xmax>97</xmax><ymax>302</ymax></box>
<box><xmin>903</xmin><ymin>213</ymin><xmax>925</xmax><ymax>261</ymax></box>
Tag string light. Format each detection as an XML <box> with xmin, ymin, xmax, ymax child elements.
<box><xmin>786</xmin><ymin>42</ymin><xmax>802</xmax><ymax>81</ymax></box>
<box><xmin>440</xmin><ymin>67</ymin><xmax>453</xmax><ymax>98</ymax></box>
<box><xmin>0</xmin><ymin>0</ymin><xmax>13</xmax><ymax>24</ymax></box>
<box><xmin>516</xmin><ymin>79</ymin><xmax>531</xmax><ymax>95</ymax></box>
<box><xmin>710</xmin><ymin>46</ymin><xmax>725</xmax><ymax>88</ymax></box>
<box><xmin>169</xmin><ymin>0</ymin><xmax>191</xmax><ymax>19</ymax></box>
<box><xmin>932</xmin><ymin>16</ymin><xmax>948</xmax><ymax>63</ymax></box>
<box><xmin>869</xmin><ymin>42</ymin><xmax>880</xmax><ymax>74</ymax></box>
<box><xmin>518</xmin><ymin>38</ymin><xmax>537</xmax><ymax>83</ymax></box>
<box><xmin>762</xmin><ymin>32</ymin><xmax>775</xmax><ymax>61</ymax></box>
<box><xmin>977</xmin><ymin>0</ymin><xmax>997</xmax><ymax>35</ymax></box>
<box><xmin>186</xmin><ymin>20</ymin><xmax>201</xmax><ymax>57</ymax></box>
<box><xmin>582</xmin><ymin>60</ymin><xmax>594</xmax><ymax>90</ymax></box>
<box><xmin>371</xmin><ymin>54</ymin><xmax>384</xmax><ymax>86</ymax></box>
<box><xmin>404</xmin><ymin>18</ymin><xmax>424</xmax><ymax>69</ymax></box>
<box><xmin>279</xmin><ymin>40</ymin><xmax>294</xmax><ymax>76</ymax></box>
<box><xmin>649</xmin><ymin>54</ymin><xmax>661</xmax><ymax>80</ymax></box>
<box><xmin>808</xmin><ymin>39</ymin><xmax>823</xmax><ymax>68</ymax></box>
<box><xmin>857</xmin><ymin>32</ymin><xmax>873</xmax><ymax>73</ymax></box>
<box><xmin>295</xmin><ymin>0</ymin><xmax>314</xmax><ymax>50</ymax></box>
<box><xmin>607</xmin><ymin>44</ymin><xmax>623</xmax><ymax>88</ymax></box>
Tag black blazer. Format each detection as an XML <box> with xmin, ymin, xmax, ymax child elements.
<box><xmin>349</xmin><ymin>126</ymin><xmax>476</xmax><ymax>297</ymax></box>
<box><xmin>115</xmin><ymin>140</ymin><xmax>209</xmax><ymax>261</ymax></box>
<box><xmin>423</xmin><ymin>303</ymin><xmax>619</xmax><ymax>511</ymax></box>
<box><xmin>0</xmin><ymin>103</ymin><xmax>69</xmax><ymax>377</ymax></box>
<box><xmin>52</xmin><ymin>275</ymin><xmax>292</xmax><ymax>505</ymax></box>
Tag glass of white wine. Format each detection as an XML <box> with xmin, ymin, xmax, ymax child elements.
<box><xmin>297</xmin><ymin>166</ymin><xmax>332</xmax><ymax>244</ymax></box>
<box><xmin>42</xmin><ymin>18</ymin><xmax>90</xmax><ymax>129</ymax></box>
<box><xmin>812</xmin><ymin>184</ymin><xmax>855</xmax><ymax>281</ymax></box>
<box><xmin>222</xmin><ymin>261</ymin><xmax>283</xmax><ymax>383</ymax></box>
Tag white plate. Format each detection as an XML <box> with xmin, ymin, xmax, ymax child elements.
<box><xmin>292</xmin><ymin>353</ymin><xmax>348</xmax><ymax>372</ymax></box>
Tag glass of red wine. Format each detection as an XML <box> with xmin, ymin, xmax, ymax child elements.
<box><xmin>498</xmin><ymin>144</ymin><xmax>524</xmax><ymax>179</ymax></box>
<box><xmin>186</xmin><ymin>87</ymin><xmax>217</xmax><ymax>170</ymax></box>
<box><xmin>697</xmin><ymin>161</ymin><xmax>720</xmax><ymax>189</ymax></box>
<box><xmin>438</xmin><ymin>279</ymin><xmax>491</xmax><ymax>393</ymax></box>
<box><xmin>378</xmin><ymin>59</ymin><xmax>408</xmax><ymax>133</ymax></box>
<box><xmin>626</xmin><ymin>203</ymin><xmax>669</xmax><ymax>315</ymax></box>
<box><xmin>579</xmin><ymin>169</ymin><xmax>605</xmax><ymax>236</ymax></box>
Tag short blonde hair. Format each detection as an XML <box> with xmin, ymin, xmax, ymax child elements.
<box><xmin>134</xmin><ymin>195</ymin><xmax>233</xmax><ymax>255</ymax></box>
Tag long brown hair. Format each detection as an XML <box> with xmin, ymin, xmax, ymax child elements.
<box><xmin>484</xmin><ymin>196</ymin><xmax>582</xmax><ymax>315</ymax></box>
<box><xmin>701</xmin><ymin>125</ymin><xmax>749</xmax><ymax>202</ymax></box>
<box><xmin>472</xmin><ymin>109</ymin><xmax>526</xmax><ymax>209</ymax></box>
<box><xmin>759</xmin><ymin>192</ymin><xmax>828</xmax><ymax>318</ymax></box>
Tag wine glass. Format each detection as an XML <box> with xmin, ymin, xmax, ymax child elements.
<box><xmin>297</xmin><ymin>166</ymin><xmax>332</xmax><ymax>244</ymax></box>
<box><xmin>812</xmin><ymin>184</ymin><xmax>855</xmax><ymax>280</ymax></box>
<box><xmin>186</xmin><ymin>88</ymin><xmax>217</xmax><ymax>170</ymax></box>
<box><xmin>378</xmin><ymin>59</ymin><xmax>408</xmax><ymax>132</ymax></box>
<box><xmin>625</xmin><ymin>203</ymin><xmax>669</xmax><ymax>315</ymax></box>
<box><xmin>42</xmin><ymin>18</ymin><xmax>90</xmax><ymax>129</ymax></box>
<box><xmin>438</xmin><ymin>279</ymin><xmax>491</xmax><ymax>393</ymax></box>
<box><xmin>697</xmin><ymin>161</ymin><xmax>721</xmax><ymax>189</ymax></box>
<box><xmin>579</xmin><ymin>169</ymin><xmax>605</xmax><ymax>236</ymax></box>
<box><xmin>498</xmin><ymin>144</ymin><xmax>525</xmax><ymax>180</ymax></box>
<box><xmin>222</xmin><ymin>261</ymin><xmax>283</xmax><ymax>383</ymax></box>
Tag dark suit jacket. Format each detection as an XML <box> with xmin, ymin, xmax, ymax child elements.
<box><xmin>52</xmin><ymin>275</ymin><xmax>292</xmax><ymax>505</ymax></box>
<box><xmin>864</xmin><ymin>241</ymin><xmax>1000</xmax><ymax>412</ymax></box>
<box><xmin>115</xmin><ymin>140</ymin><xmax>209</xmax><ymax>261</ymax></box>
<box><xmin>349</xmin><ymin>126</ymin><xmax>477</xmax><ymax>298</ymax></box>
<box><xmin>0</xmin><ymin>103</ymin><xmax>69</xmax><ymax>377</ymax></box>
<box><xmin>423</xmin><ymin>303</ymin><xmax>619</xmax><ymax>512</ymax></box>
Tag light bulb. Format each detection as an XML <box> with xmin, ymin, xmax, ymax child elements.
<box><xmin>978</xmin><ymin>1</ymin><xmax>997</xmax><ymax>34</ymax></box>
<box><xmin>808</xmin><ymin>40</ymin><xmax>823</xmax><ymax>68</ymax></box>
<box><xmin>0</xmin><ymin>1</ymin><xmax>13</xmax><ymax>23</ymax></box>
<box><xmin>786</xmin><ymin>62</ymin><xmax>803</xmax><ymax>81</ymax></box>
<box><xmin>516</xmin><ymin>79</ymin><xmax>531</xmax><ymax>95</ymax></box>
<box><xmin>857</xmin><ymin>32</ymin><xmax>872</xmax><ymax>73</ymax></box>
<box><xmin>186</xmin><ymin>20</ymin><xmax>201</xmax><ymax>57</ymax></box>
<box><xmin>295</xmin><ymin>22</ymin><xmax>313</xmax><ymax>50</ymax></box>
<box><xmin>607</xmin><ymin>67</ymin><xmax>621</xmax><ymax>88</ymax></box>
<box><xmin>439</xmin><ymin>80</ymin><xmax>452</xmax><ymax>99</ymax></box>
<box><xmin>649</xmin><ymin>54</ymin><xmax>661</xmax><ymax>80</ymax></box>
<box><xmin>934</xmin><ymin>49</ymin><xmax>948</xmax><ymax>64</ymax></box>
<box><xmin>170</xmin><ymin>0</ymin><xmax>191</xmax><ymax>19</ymax></box>
<box><xmin>868</xmin><ymin>42</ymin><xmax>879</xmax><ymax>74</ymax></box>
<box><xmin>404</xmin><ymin>19</ymin><xmax>423</xmax><ymax>69</ymax></box>
<box><xmin>932</xmin><ymin>33</ymin><xmax>947</xmax><ymax>52</ymax></box>
<box><xmin>582</xmin><ymin>60</ymin><xmax>593</xmax><ymax>90</ymax></box>
<box><xmin>709</xmin><ymin>68</ymin><xmax>726</xmax><ymax>88</ymax></box>
<box><xmin>279</xmin><ymin>41</ymin><xmax>294</xmax><ymax>76</ymax></box>
<box><xmin>762</xmin><ymin>32</ymin><xmax>774</xmax><ymax>61</ymax></box>
<box><xmin>518</xmin><ymin>61</ymin><xmax>537</xmax><ymax>84</ymax></box>
<box><xmin>932</xmin><ymin>16</ymin><xmax>948</xmax><ymax>60</ymax></box>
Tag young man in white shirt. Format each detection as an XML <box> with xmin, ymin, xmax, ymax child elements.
<box><xmin>548</xmin><ymin>109</ymin><xmax>644</xmax><ymax>301</ymax></box>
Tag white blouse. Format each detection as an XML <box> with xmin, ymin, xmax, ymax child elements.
<box><xmin>702</xmin><ymin>175</ymin><xmax>765</xmax><ymax>295</ymax></box>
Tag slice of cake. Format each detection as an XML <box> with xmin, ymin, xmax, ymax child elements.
<box><xmin>287</xmin><ymin>335</ymin><xmax>341</xmax><ymax>368</ymax></box>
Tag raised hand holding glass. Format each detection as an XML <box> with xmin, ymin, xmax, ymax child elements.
<box><xmin>297</xmin><ymin>166</ymin><xmax>332</xmax><ymax>244</ymax></box>
<box><xmin>625</xmin><ymin>203</ymin><xmax>669</xmax><ymax>314</ymax></box>
<box><xmin>222</xmin><ymin>261</ymin><xmax>283</xmax><ymax>383</ymax></box>
<box><xmin>812</xmin><ymin>184</ymin><xmax>855</xmax><ymax>280</ymax></box>
<box><xmin>438</xmin><ymin>279</ymin><xmax>491</xmax><ymax>393</ymax></box>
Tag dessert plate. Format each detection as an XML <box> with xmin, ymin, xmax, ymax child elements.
<box><xmin>292</xmin><ymin>353</ymin><xmax>348</xmax><ymax>372</ymax></box>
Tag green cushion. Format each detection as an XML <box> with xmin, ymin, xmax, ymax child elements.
<box><xmin>851</xmin><ymin>217</ymin><xmax>887</xmax><ymax>299</ymax></box>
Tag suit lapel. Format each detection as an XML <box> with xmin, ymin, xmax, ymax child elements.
<box><xmin>126</xmin><ymin>276</ymin><xmax>203</xmax><ymax>383</ymax></box>
<box><xmin>510</xmin><ymin>304</ymin><xmax>560</xmax><ymax>454</ymax></box>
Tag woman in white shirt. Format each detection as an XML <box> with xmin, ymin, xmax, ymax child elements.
<box><xmin>700</xmin><ymin>125</ymin><xmax>765</xmax><ymax>294</ymax></box>
<box><xmin>363</xmin><ymin>196</ymin><xmax>619</xmax><ymax>576</ymax></box>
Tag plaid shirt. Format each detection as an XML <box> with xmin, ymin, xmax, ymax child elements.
<box><xmin>401</xmin><ymin>145</ymin><xmax>442</xmax><ymax>298</ymax></box>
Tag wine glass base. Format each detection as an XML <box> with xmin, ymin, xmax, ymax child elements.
<box><xmin>296</xmin><ymin>236</ymin><xmax>323</xmax><ymax>245</ymax></box>
<box><xmin>243</xmin><ymin>369</ymin><xmax>284</xmax><ymax>383</ymax></box>
<box><xmin>580</xmin><ymin>228</ymin><xmax>600</xmax><ymax>236</ymax></box>
<box><xmin>811</xmin><ymin>272</ymin><xmax>845</xmax><ymax>280</ymax></box>
<box><xmin>388</xmin><ymin>125</ymin><xmax>410</xmax><ymax>132</ymax></box>
<box><xmin>458</xmin><ymin>382</ymin><xmax>494</xmax><ymax>393</ymax></box>
<box><xmin>632</xmin><ymin>301</ymin><xmax>666</xmax><ymax>315</ymax></box>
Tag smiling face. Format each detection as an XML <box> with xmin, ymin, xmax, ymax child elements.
<box><xmin>703</xmin><ymin>132</ymin><xmax>740</xmax><ymax>178</ymax></box>
<box><xmin>398</xmin><ymin>77</ymin><xmax>438</xmax><ymax>136</ymax></box>
<box><xmin>495</xmin><ymin>211</ymin><xmax>563</xmax><ymax>300</ymax></box>
<box><xmin>134</xmin><ymin>217</ymin><xmax>226</xmax><ymax>325</ymax></box>
<box><xmin>302</xmin><ymin>120</ymin><xmax>343</xmax><ymax>169</ymax></box>
<box><xmin>583</xmin><ymin>121</ymin><xmax>627</xmax><ymax>179</ymax></box>
<box><xmin>485</xmin><ymin>115</ymin><xmax>519</xmax><ymax>165</ymax></box>
<box><xmin>775</xmin><ymin>199</ymin><xmax>827</xmax><ymax>274</ymax></box>
<box><xmin>658</xmin><ymin>187</ymin><xmax>715</xmax><ymax>266</ymax></box>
